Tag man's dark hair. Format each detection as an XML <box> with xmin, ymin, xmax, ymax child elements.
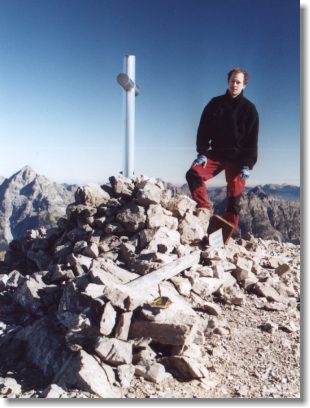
<box><xmin>227</xmin><ymin>68</ymin><xmax>249</xmax><ymax>85</ymax></box>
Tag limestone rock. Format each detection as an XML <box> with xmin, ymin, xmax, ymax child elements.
<box><xmin>135</xmin><ymin>363</ymin><xmax>171</xmax><ymax>383</ymax></box>
<box><xmin>179</xmin><ymin>213</ymin><xmax>205</xmax><ymax>244</ymax></box>
<box><xmin>116</xmin><ymin>203</ymin><xmax>146</xmax><ymax>233</ymax></box>
<box><xmin>57</xmin><ymin>349</ymin><xmax>121</xmax><ymax>398</ymax></box>
<box><xmin>191</xmin><ymin>277</ymin><xmax>223</xmax><ymax>299</ymax></box>
<box><xmin>109</xmin><ymin>174</ymin><xmax>135</xmax><ymax>198</ymax></box>
<box><xmin>170</xmin><ymin>276</ymin><xmax>192</xmax><ymax>297</ymax></box>
<box><xmin>40</xmin><ymin>383</ymin><xmax>68</xmax><ymax>398</ymax></box>
<box><xmin>253</xmin><ymin>282</ymin><xmax>282</xmax><ymax>302</ymax></box>
<box><xmin>5</xmin><ymin>269</ymin><xmax>26</xmax><ymax>289</ymax></box>
<box><xmin>117</xmin><ymin>364</ymin><xmax>135</xmax><ymax>388</ymax></box>
<box><xmin>165</xmin><ymin>195</ymin><xmax>197</xmax><ymax>217</ymax></box>
<box><xmin>147</xmin><ymin>227</ymin><xmax>180</xmax><ymax>254</ymax></box>
<box><xmin>99</xmin><ymin>301</ymin><xmax>117</xmax><ymax>336</ymax></box>
<box><xmin>75</xmin><ymin>183</ymin><xmax>110</xmax><ymax>207</ymax></box>
<box><xmin>13</xmin><ymin>275</ymin><xmax>46</xmax><ymax>313</ymax></box>
<box><xmin>129</xmin><ymin>314</ymin><xmax>199</xmax><ymax>346</ymax></box>
<box><xmin>115</xmin><ymin>312</ymin><xmax>133</xmax><ymax>341</ymax></box>
<box><xmin>95</xmin><ymin>337</ymin><xmax>133</xmax><ymax>366</ymax></box>
<box><xmin>195</xmin><ymin>207</ymin><xmax>212</xmax><ymax>234</ymax></box>
<box><xmin>146</xmin><ymin>204</ymin><xmax>178</xmax><ymax>230</ymax></box>
<box><xmin>136</xmin><ymin>180</ymin><xmax>163</xmax><ymax>206</ymax></box>
<box><xmin>163</xmin><ymin>356</ymin><xmax>208</xmax><ymax>380</ymax></box>
<box><xmin>0</xmin><ymin>377</ymin><xmax>22</xmax><ymax>396</ymax></box>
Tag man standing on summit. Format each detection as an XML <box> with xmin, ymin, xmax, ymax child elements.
<box><xmin>186</xmin><ymin>68</ymin><xmax>259</xmax><ymax>233</ymax></box>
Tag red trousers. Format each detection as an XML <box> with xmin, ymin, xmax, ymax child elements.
<box><xmin>186</xmin><ymin>158</ymin><xmax>246</xmax><ymax>231</ymax></box>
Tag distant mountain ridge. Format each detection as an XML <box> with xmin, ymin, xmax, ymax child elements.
<box><xmin>0</xmin><ymin>168</ymin><xmax>300</xmax><ymax>251</ymax></box>
<box><xmin>170</xmin><ymin>183</ymin><xmax>300</xmax><ymax>202</ymax></box>
<box><xmin>0</xmin><ymin>166</ymin><xmax>76</xmax><ymax>251</ymax></box>
<box><xmin>215</xmin><ymin>186</ymin><xmax>300</xmax><ymax>244</ymax></box>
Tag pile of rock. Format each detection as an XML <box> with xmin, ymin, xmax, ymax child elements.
<box><xmin>0</xmin><ymin>175</ymin><xmax>300</xmax><ymax>398</ymax></box>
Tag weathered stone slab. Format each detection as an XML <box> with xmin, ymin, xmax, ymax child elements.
<box><xmin>211</xmin><ymin>262</ymin><xmax>225</xmax><ymax>279</ymax></box>
<box><xmin>67</xmin><ymin>253</ymin><xmax>93</xmax><ymax>276</ymax></box>
<box><xmin>162</xmin><ymin>356</ymin><xmax>208</xmax><ymax>380</ymax></box>
<box><xmin>109</xmin><ymin>174</ymin><xmax>135</xmax><ymax>198</ymax></box>
<box><xmin>56</xmin><ymin>350</ymin><xmax>121</xmax><ymax>398</ymax></box>
<box><xmin>104</xmin><ymin>283</ymin><xmax>159</xmax><ymax>311</ymax></box>
<box><xmin>48</xmin><ymin>264</ymin><xmax>75</xmax><ymax>283</ymax></box>
<box><xmin>107</xmin><ymin>253</ymin><xmax>199</xmax><ymax>311</ymax></box>
<box><xmin>170</xmin><ymin>276</ymin><xmax>192</xmax><ymax>297</ymax></box>
<box><xmin>235</xmin><ymin>255</ymin><xmax>253</xmax><ymax>272</ymax></box>
<box><xmin>95</xmin><ymin>338</ymin><xmax>133</xmax><ymax>366</ymax></box>
<box><xmin>196</xmin><ymin>265</ymin><xmax>214</xmax><ymax>277</ymax></box>
<box><xmin>89</xmin><ymin>266</ymin><xmax>122</xmax><ymax>288</ymax></box>
<box><xmin>13</xmin><ymin>275</ymin><xmax>46</xmax><ymax>313</ymax></box>
<box><xmin>15</xmin><ymin>318</ymin><xmax>69</xmax><ymax>377</ymax></box>
<box><xmin>57</xmin><ymin>282</ymin><xmax>82</xmax><ymax>314</ymax></box>
<box><xmin>240</xmin><ymin>271</ymin><xmax>259</xmax><ymax>290</ymax></box>
<box><xmin>147</xmin><ymin>227</ymin><xmax>181</xmax><ymax>254</ymax></box>
<box><xmin>146</xmin><ymin>204</ymin><xmax>178</xmax><ymax>230</ymax></box>
<box><xmin>82</xmin><ymin>283</ymin><xmax>105</xmax><ymax>299</ymax></box>
<box><xmin>202</xmin><ymin>301</ymin><xmax>222</xmax><ymax>316</ymax></box>
<box><xmin>134</xmin><ymin>363</ymin><xmax>171</xmax><ymax>383</ymax></box>
<box><xmin>0</xmin><ymin>377</ymin><xmax>22</xmax><ymax>397</ymax></box>
<box><xmin>116</xmin><ymin>203</ymin><xmax>146</xmax><ymax>233</ymax></box>
<box><xmin>179</xmin><ymin>213</ymin><xmax>205</xmax><ymax>244</ymax></box>
<box><xmin>165</xmin><ymin>195</ymin><xmax>197</xmax><ymax>218</ymax></box>
<box><xmin>115</xmin><ymin>312</ymin><xmax>133</xmax><ymax>341</ymax></box>
<box><xmin>253</xmin><ymin>282</ymin><xmax>282</xmax><ymax>302</ymax></box>
<box><xmin>82</xmin><ymin>243</ymin><xmax>99</xmax><ymax>259</ymax></box>
<box><xmin>132</xmin><ymin>345</ymin><xmax>157</xmax><ymax>365</ymax></box>
<box><xmin>95</xmin><ymin>258</ymin><xmax>139</xmax><ymax>283</ymax></box>
<box><xmin>99</xmin><ymin>301</ymin><xmax>117</xmax><ymax>336</ymax></box>
<box><xmin>117</xmin><ymin>364</ymin><xmax>135</xmax><ymax>388</ymax></box>
<box><xmin>156</xmin><ymin>281</ymin><xmax>197</xmax><ymax>318</ymax></box>
<box><xmin>5</xmin><ymin>270</ymin><xmax>26</xmax><ymax>289</ymax></box>
<box><xmin>201</xmin><ymin>247</ymin><xmax>226</xmax><ymax>260</ymax></box>
<box><xmin>75</xmin><ymin>183</ymin><xmax>110</xmax><ymax>207</ymax></box>
<box><xmin>268</xmin><ymin>256</ymin><xmax>288</xmax><ymax>269</ymax></box>
<box><xmin>191</xmin><ymin>277</ymin><xmax>223</xmax><ymax>299</ymax></box>
<box><xmin>129</xmin><ymin>314</ymin><xmax>198</xmax><ymax>346</ymax></box>
<box><xmin>275</xmin><ymin>263</ymin><xmax>291</xmax><ymax>276</ymax></box>
<box><xmin>271</xmin><ymin>281</ymin><xmax>295</xmax><ymax>298</ymax></box>
<box><xmin>66</xmin><ymin>228</ymin><xmax>90</xmax><ymax>243</ymax></box>
<box><xmin>232</xmin><ymin>268</ymin><xmax>250</xmax><ymax>282</ymax></box>
<box><xmin>195</xmin><ymin>208</ymin><xmax>212</xmax><ymax>235</ymax></box>
<box><xmin>126</xmin><ymin>251</ymin><xmax>200</xmax><ymax>293</ymax></box>
<box><xmin>136</xmin><ymin>180</ymin><xmax>163</xmax><ymax>206</ymax></box>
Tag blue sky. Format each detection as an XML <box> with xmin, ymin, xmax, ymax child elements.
<box><xmin>0</xmin><ymin>0</ymin><xmax>300</xmax><ymax>186</ymax></box>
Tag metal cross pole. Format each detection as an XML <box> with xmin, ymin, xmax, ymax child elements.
<box><xmin>117</xmin><ymin>55</ymin><xmax>139</xmax><ymax>179</ymax></box>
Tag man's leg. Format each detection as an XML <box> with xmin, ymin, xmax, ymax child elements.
<box><xmin>186</xmin><ymin>159</ymin><xmax>223</xmax><ymax>209</ymax></box>
<box><xmin>224</xmin><ymin>162</ymin><xmax>246</xmax><ymax>231</ymax></box>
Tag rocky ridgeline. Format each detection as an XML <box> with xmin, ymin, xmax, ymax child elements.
<box><xmin>0</xmin><ymin>175</ymin><xmax>300</xmax><ymax>398</ymax></box>
<box><xmin>0</xmin><ymin>166</ymin><xmax>76</xmax><ymax>252</ymax></box>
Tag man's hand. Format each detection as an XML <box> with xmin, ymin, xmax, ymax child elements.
<box><xmin>192</xmin><ymin>154</ymin><xmax>207</xmax><ymax>168</ymax></box>
<box><xmin>240</xmin><ymin>166</ymin><xmax>250</xmax><ymax>179</ymax></box>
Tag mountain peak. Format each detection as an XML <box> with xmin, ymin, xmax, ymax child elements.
<box><xmin>248</xmin><ymin>185</ymin><xmax>268</xmax><ymax>198</ymax></box>
<box><xmin>10</xmin><ymin>166</ymin><xmax>37</xmax><ymax>183</ymax></box>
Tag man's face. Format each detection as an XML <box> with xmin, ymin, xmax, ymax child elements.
<box><xmin>228</xmin><ymin>72</ymin><xmax>246</xmax><ymax>97</ymax></box>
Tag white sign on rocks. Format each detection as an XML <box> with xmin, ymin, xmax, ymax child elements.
<box><xmin>208</xmin><ymin>228</ymin><xmax>224</xmax><ymax>248</ymax></box>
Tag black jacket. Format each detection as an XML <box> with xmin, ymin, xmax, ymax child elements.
<box><xmin>196</xmin><ymin>90</ymin><xmax>259</xmax><ymax>169</ymax></box>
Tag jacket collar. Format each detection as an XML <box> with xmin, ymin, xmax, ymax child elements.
<box><xmin>225</xmin><ymin>89</ymin><xmax>244</xmax><ymax>103</ymax></box>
